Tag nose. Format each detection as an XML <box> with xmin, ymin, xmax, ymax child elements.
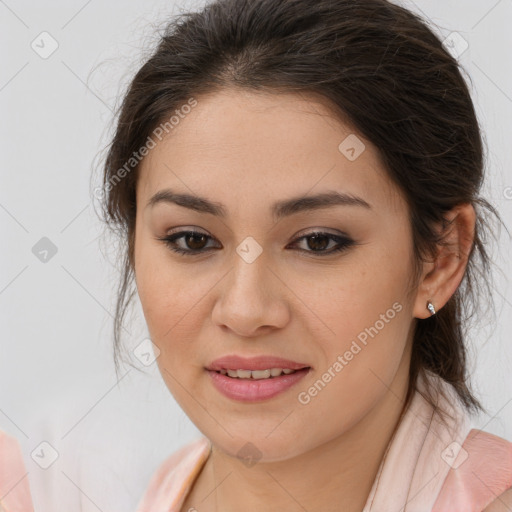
<box><xmin>211</xmin><ymin>252</ymin><xmax>290</xmax><ymax>338</ymax></box>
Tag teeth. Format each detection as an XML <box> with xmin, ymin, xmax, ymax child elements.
<box><xmin>218</xmin><ymin>368</ymin><xmax>300</xmax><ymax>379</ymax></box>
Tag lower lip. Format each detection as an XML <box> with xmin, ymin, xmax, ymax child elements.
<box><xmin>206</xmin><ymin>368</ymin><xmax>310</xmax><ymax>402</ymax></box>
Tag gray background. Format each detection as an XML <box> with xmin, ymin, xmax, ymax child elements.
<box><xmin>1</xmin><ymin>1</ymin><xmax>511</xmax><ymax>510</ymax></box>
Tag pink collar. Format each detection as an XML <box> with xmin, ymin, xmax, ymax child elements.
<box><xmin>362</xmin><ymin>370</ymin><xmax>472</xmax><ymax>510</ymax></box>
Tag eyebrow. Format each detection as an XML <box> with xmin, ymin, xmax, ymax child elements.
<box><xmin>146</xmin><ymin>189</ymin><xmax>372</xmax><ymax>220</ymax></box>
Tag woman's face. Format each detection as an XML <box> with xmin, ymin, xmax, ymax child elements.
<box><xmin>134</xmin><ymin>89</ymin><xmax>422</xmax><ymax>460</ymax></box>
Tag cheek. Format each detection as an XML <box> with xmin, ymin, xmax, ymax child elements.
<box><xmin>134</xmin><ymin>236</ymin><xmax>214</xmax><ymax>359</ymax></box>
<box><xmin>297</xmin><ymin>238</ymin><xmax>412</xmax><ymax>350</ymax></box>
<box><xmin>299</xmin><ymin>236</ymin><xmax>414</xmax><ymax>410</ymax></box>
<box><xmin>294</xmin><ymin>297</ymin><xmax>411</xmax><ymax>447</ymax></box>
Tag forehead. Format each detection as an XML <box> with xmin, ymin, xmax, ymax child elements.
<box><xmin>136</xmin><ymin>89</ymin><xmax>403</xmax><ymax>215</ymax></box>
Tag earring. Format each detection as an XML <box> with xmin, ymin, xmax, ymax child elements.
<box><xmin>426</xmin><ymin>300</ymin><xmax>436</xmax><ymax>316</ymax></box>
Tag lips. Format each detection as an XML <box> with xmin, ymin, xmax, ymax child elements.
<box><xmin>205</xmin><ymin>354</ymin><xmax>312</xmax><ymax>402</ymax></box>
<box><xmin>205</xmin><ymin>354</ymin><xmax>311</xmax><ymax>372</ymax></box>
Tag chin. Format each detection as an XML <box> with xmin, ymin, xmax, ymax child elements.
<box><xmin>207</xmin><ymin>427</ymin><xmax>313</xmax><ymax>464</ymax></box>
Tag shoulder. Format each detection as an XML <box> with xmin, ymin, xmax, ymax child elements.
<box><xmin>135</xmin><ymin>436</ymin><xmax>211</xmax><ymax>512</ymax></box>
<box><xmin>483</xmin><ymin>488</ymin><xmax>512</xmax><ymax>512</ymax></box>
<box><xmin>0</xmin><ymin>429</ymin><xmax>35</xmax><ymax>512</ymax></box>
<box><xmin>433</xmin><ymin>429</ymin><xmax>512</xmax><ymax>512</ymax></box>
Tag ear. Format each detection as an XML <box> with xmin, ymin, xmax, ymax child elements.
<box><xmin>412</xmin><ymin>203</ymin><xmax>476</xmax><ymax>319</ymax></box>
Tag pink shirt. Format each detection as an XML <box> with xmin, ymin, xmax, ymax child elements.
<box><xmin>1</xmin><ymin>372</ymin><xmax>511</xmax><ymax>511</ymax></box>
<box><xmin>135</xmin><ymin>372</ymin><xmax>512</xmax><ymax>512</ymax></box>
<box><xmin>133</xmin><ymin>432</ymin><xmax>512</xmax><ymax>512</ymax></box>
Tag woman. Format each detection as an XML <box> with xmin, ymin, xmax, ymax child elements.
<box><xmin>2</xmin><ymin>1</ymin><xmax>511</xmax><ymax>510</ymax></box>
<box><xmin>93</xmin><ymin>0</ymin><xmax>511</xmax><ymax>511</ymax></box>
<box><xmin>92</xmin><ymin>0</ymin><xmax>512</xmax><ymax>512</ymax></box>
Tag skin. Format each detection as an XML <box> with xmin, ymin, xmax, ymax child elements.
<box><xmin>484</xmin><ymin>488</ymin><xmax>512</xmax><ymax>511</ymax></box>
<box><xmin>133</xmin><ymin>88</ymin><xmax>476</xmax><ymax>512</ymax></box>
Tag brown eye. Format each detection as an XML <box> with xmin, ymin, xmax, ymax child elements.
<box><xmin>305</xmin><ymin>234</ymin><xmax>330</xmax><ymax>251</ymax></box>
<box><xmin>158</xmin><ymin>230</ymin><xmax>220</xmax><ymax>255</ymax></box>
<box><xmin>288</xmin><ymin>231</ymin><xmax>355</xmax><ymax>256</ymax></box>
<box><xmin>184</xmin><ymin>232</ymin><xmax>209</xmax><ymax>250</ymax></box>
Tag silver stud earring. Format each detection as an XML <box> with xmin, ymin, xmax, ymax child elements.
<box><xmin>426</xmin><ymin>300</ymin><xmax>436</xmax><ymax>316</ymax></box>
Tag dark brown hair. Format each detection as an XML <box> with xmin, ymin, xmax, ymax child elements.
<box><xmin>94</xmin><ymin>0</ymin><xmax>506</xmax><ymax>424</ymax></box>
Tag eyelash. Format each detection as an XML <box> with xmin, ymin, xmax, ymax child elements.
<box><xmin>157</xmin><ymin>229</ymin><xmax>355</xmax><ymax>257</ymax></box>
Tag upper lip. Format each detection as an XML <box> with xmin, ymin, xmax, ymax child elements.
<box><xmin>206</xmin><ymin>355</ymin><xmax>311</xmax><ymax>371</ymax></box>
